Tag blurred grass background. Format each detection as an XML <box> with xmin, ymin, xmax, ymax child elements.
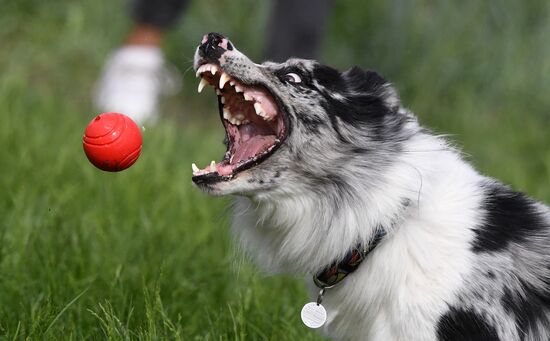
<box><xmin>0</xmin><ymin>0</ymin><xmax>549</xmax><ymax>339</ymax></box>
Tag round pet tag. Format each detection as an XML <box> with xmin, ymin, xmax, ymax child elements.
<box><xmin>301</xmin><ymin>302</ymin><xmax>327</xmax><ymax>329</ymax></box>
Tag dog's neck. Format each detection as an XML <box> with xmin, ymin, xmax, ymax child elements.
<box><xmin>313</xmin><ymin>227</ymin><xmax>387</xmax><ymax>289</ymax></box>
<box><xmin>232</xmin><ymin>184</ymin><xmax>408</xmax><ymax>275</ymax></box>
<box><xmin>231</xmin><ymin>132</ymin><xmax>466</xmax><ymax>275</ymax></box>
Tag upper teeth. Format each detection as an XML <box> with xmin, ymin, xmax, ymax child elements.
<box><xmin>219</xmin><ymin>72</ymin><xmax>230</xmax><ymax>89</ymax></box>
<box><xmin>196</xmin><ymin>64</ymin><xmax>218</xmax><ymax>77</ymax></box>
<box><xmin>197</xmin><ymin>78</ymin><xmax>208</xmax><ymax>93</ymax></box>
<box><xmin>254</xmin><ymin>102</ymin><xmax>271</xmax><ymax>121</ymax></box>
<box><xmin>196</xmin><ymin>63</ymin><xmax>273</xmax><ymax>124</ymax></box>
<box><xmin>223</xmin><ymin>108</ymin><xmax>231</xmax><ymax>120</ymax></box>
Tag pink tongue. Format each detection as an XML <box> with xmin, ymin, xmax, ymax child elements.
<box><xmin>233</xmin><ymin>135</ymin><xmax>276</xmax><ymax>164</ymax></box>
<box><xmin>216</xmin><ymin>135</ymin><xmax>275</xmax><ymax>177</ymax></box>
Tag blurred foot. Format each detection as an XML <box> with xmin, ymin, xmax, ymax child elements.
<box><xmin>93</xmin><ymin>45</ymin><xmax>180</xmax><ymax>125</ymax></box>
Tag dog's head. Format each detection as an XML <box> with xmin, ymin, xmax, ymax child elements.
<box><xmin>192</xmin><ymin>33</ymin><xmax>414</xmax><ymax>197</ymax></box>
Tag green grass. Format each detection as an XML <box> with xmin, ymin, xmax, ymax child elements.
<box><xmin>0</xmin><ymin>0</ymin><xmax>549</xmax><ymax>339</ymax></box>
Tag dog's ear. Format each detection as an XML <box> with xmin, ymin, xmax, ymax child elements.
<box><xmin>312</xmin><ymin>64</ymin><xmax>403</xmax><ymax>129</ymax></box>
<box><xmin>342</xmin><ymin>66</ymin><xmax>400</xmax><ymax>111</ymax></box>
<box><xmin>312</xmin><ymin>64</ymin><xmax>348</xmax><ymax>93</ymax></box>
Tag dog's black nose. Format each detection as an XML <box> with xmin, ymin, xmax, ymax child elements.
<box><xmin>198</xmin><ymin>32</ymin><xmax>233</xmax><ymax>62</ymax></box>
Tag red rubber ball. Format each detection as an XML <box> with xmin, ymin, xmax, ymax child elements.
<box><xmin>82</xmin><ymin>112</ymin><xmax>142</xmax><ymax>172</ymax></box>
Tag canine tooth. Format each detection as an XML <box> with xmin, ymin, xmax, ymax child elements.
<box><xmin>219</xmin><ymin>73</ymin><xmax>230</xmax><ymax>88</ymax></box>
<box><xmin>192</xmin><ymin>163</ymin><xmax>199</xmax><ymax>173</ymax></box>
<box><xmin>197</xmin><ymin>78</ymin><xmax>208</xmax><ymax>93</ymax></box>
<box><xmin>235</xmin><ymin>85</ymin><xmax>243</xmax><ymax>93</ymax></box>
<box><xmin>243</xmin><ymin>93</ymin><xmax>252</xmax><ymax>101</ymax></box>
<box><xmin>210</xmin><ymin>160</ymin><xmax>216</xmax><ymax>170</ymax></box>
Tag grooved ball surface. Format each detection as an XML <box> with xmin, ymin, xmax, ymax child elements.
<box><xmin>82</xmin><ymin>113</ymin><xmax>142</xmax><ymax>172</ymax></box>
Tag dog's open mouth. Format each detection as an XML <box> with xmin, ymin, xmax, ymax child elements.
<box><xmin>192</xmin><ymin>63</ymin><xmax>286</xmax><ymax>183</ymax></box>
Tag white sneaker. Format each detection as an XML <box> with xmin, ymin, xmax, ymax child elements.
<box><xmin>93</xmin><ymin>46</ymin><xmax>181</xmax><ymax>125</ymax></box>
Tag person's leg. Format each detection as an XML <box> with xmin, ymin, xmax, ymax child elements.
<box><xmin>93</xmin><ymin>0</ymin><xmax>191</xmax><ymax>125</ymax></box>
<box><xmin>264</xmin><ymin>0</ymin><xmax>333</xmax><ymax>62</ymax></box>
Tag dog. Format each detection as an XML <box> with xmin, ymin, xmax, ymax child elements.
<box><xmin>191</xmin><ymin>32</ymin><xmax>550</xmax><ymax>340</ymax></box>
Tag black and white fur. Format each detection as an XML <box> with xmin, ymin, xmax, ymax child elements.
<box><xmin>193</xmin><ymin>35</ymin><xmax>550</xmax><ymax>341</ymax></box>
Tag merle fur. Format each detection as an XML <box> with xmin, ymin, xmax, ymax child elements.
<box><xmin>473</xmin><ymin>182</ymin><xmax>547</xmax><ymax>253</ymax></box>
<box><xmin>436</xmin><ymin>307</ymin><xmax>500</xmax><ymax>341</ymax></box>
<box><xmin>193</xmin><ymin>33</ymin><xmax>550</xmax><ymax>341</ymax></box>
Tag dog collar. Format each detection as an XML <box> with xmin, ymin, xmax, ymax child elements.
<box><xmin>313</xmin><ymin>228</ymin><xmax>387</xmax><ymax>289</ymax></box>
<box><xmin>301</xmin><ymin>228</ymin><xmax>387</xmax><ymax>329</ymax></box>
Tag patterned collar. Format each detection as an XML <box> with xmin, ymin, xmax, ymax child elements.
<box><xmin>313</xmin><ymin>228</ymin><xmax>387</xmax><ymax>289</ymax></box>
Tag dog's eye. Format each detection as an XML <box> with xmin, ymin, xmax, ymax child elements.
<box><xmin>284</xmin><ymin>72</ymin><xmax>302</xmax><ymax>84</ymax></box>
